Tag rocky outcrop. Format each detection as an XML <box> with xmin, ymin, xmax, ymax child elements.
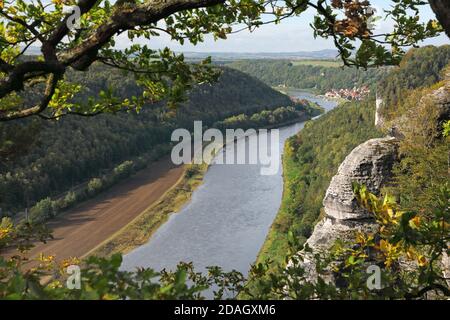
<box><xmin>323</xmin><ymin>138</ymin><xmax>398</xmax><ymax>220</ymax></box>
<box><xmin>292</xmin><ymin>137</ymin><xmax>398</xmax><ymax>282</ymax></box>
<box><xmin>443</xmin><ymin>250</ymin><xmax>450</xmax><ymax>288</ymax></box>
<box><xmin>429</xmin><ymin>80</ymin><xmax>450</xmax><ymax>122</ymax></box>
<box><xmin>384</xmin><ymin>68</ymin><xmax>450</xmax><ymax>139</ymax></box>
<box><xmin>307</xmin><ymin>137</ymin><xmax>398</xmax><ymax>250</ymax></box>
<box><xmin>293</xmin><ymin>73</ymin><xmax>449</xmax><ymax>288</ymax></box>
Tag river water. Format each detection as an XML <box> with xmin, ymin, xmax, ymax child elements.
<box><xmin>121</xmin><ymin>90</ymin><xmax>337</xmax><ymax>276</ymax></box>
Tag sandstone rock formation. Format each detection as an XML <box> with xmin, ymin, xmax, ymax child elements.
<box><xmin>292</xmin><ymin>137</ymin><xmax>399</xmax><ymax>282</ymax></box>
<box><xmin>307</xmin><ymin>137</ymin><xmax>398</xmax><ymax>250</ymax></box>
<box><xmin>294</xmin><ymin>74</ymin><xmax>449</xmax><ymax>290</ymax></box>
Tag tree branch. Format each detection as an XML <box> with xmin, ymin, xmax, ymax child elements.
<box><xmin>0</xmin><ymin>61</ymin><xmax>65</xmax><ymax>99</ymax></box>
<box><xmin>0</xmin><ymin>73</ymin><xmax>61</xmax><ymax>121</ymax></box>
<box><xmin>404</xmin><ymin>283</ymin><xmax>450</xmax><ymax>299</ymax></box>
<box><xmin>0</xmin><ymin>0</ymin><xmax>225</xmax><ymax>121</ymax></box>
<box><xmin>0</xmin><ymin>10</ymin><xmax>44</xmax><ymax>42</ymax></box>
<box><xmin>58</xmin><ymin>0</ymin><xmax>225</xmax><ymax>70</ymax></box>
<box><xmin>428</xmin><ymin>0</ymin><xmax>450</xmax><ymax>37</ymax></box>
<box><xmin>47</xmin><ymin>0</ymin><xmax>100</xmax><ymax>47</ymax></box>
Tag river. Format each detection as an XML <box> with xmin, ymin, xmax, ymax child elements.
<box><xmin>121</xmin><ymin>90</ymin><xmax>337</xmax><ymax>276</ymax></box>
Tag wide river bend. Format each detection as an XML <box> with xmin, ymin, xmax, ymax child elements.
<box><xmin>122</xmin><ymin>90</ymin><xmax>337</xmax><ymax>276</ymax></box>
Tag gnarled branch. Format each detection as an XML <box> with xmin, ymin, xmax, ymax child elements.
<box><xmin>428</xmin><ymin>0</ymin><xmax>450</xmax><ymax>37</ymax></box>
<box><xmin>0</xmin><ymin>73</ymin><xmax>61</xmax><ymax>121</ymax></box>
<box><xmin>0</xmin><ymin>0</ymin><xmax>225</xmax><ymax>121</ymax></box>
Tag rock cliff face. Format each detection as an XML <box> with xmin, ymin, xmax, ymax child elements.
<box><xmin>288</xmin><ymin>65</ymin><xmax>449</xmax><ymax>291</ymax></box>
<box><xmin>294</xmin><ymin>137</ymin><xmax>399</xmax><ymax>281</ymax></box>
<box><xmin>379</xmin><ymin>68</ymin><xmax>449</xmax><ymax>137</ymax></box>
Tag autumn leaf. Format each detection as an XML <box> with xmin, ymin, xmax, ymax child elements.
<box><xmin>409</xmin><ymin>216</ymin><xmax>421</xmax><ymax>229</ymax></box>
<box><xmin>417</xmin><ymin>255</ymin><xmax>427</xmax><ymax>267</ymax></box>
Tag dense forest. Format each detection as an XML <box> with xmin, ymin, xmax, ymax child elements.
<box><xmin>0</xmin><ymin>66</ymin><xmax>303</xmax><ymax>217</ymax></box>
<box><xmin>227</xmin><ymin>60</ymin><xmax>387</xmax><ymax>93</ymax></box>
<box><xmin>377</xmin><ymin>45</ymin><xmax>450</xmax><ymax>119</ymax></box>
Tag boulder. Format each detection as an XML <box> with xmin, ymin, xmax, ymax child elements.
<box><xmin>322</xmin><ymin>137</ymin><xmax>398</xmax><ymax>221</ymax></box>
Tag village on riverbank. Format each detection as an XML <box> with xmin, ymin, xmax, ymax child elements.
<box><xmin>323</xmin><ymin>86</ymin><xmax>370</xmax><ymax>101</ymax></box>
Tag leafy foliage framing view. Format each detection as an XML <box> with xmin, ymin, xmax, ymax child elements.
<box><xmin>2</xmin><ymin>47</ymin><xmax>449</xmax><ymax>299</ymax></box>
<box><xmin>0</xmin><ymin>0</ymin><xmax>447</xmax><ymax>120</ymax></box>
<box><xmin>0</xmin><ymin>0</ymin><xmax>449</xmax><ymax>300</ymax></box>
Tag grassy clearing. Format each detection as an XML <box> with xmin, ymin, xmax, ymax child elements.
<box><xmin>86</xmin><ymin>163</ymin><xmax>208</xmax><ymax>258</ymax></box>
<box><xmin>290</xmin><ymin>59</ymin><xmax>342</xmax><ymax>67</ymax></box>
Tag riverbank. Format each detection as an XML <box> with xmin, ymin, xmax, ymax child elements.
<box><xmin>88</xmin><ymin>163</ymin><xmax>208</xmax><ymax>257</ymax></box>
<box><xmin>118</xmin><ymin>92</ymin><xmax>335</xmax><ymax>279</ymax></box>
<box><xmin>252</xmin><ymin>142</ymin><xmax>298</xmax><ymax>267</ymax></box>
<box><xmin>273</xmin><ymin>86</ymin><xmax>318</xmax><ymax>95</ymax></box>
<box><xmin>89</xmin><ymin>112</ymin><xmax>320</xmax><ymax>258</ymax></box>
<box><xmin>274</xmin><ymin>86</ymin><xmax>348</xmax><ymax>105</ymax></box>
<box><xmin>19</xmin><ymin>156</ymin><xmax>185</xmax><ymax>264</ymax></box>
<box><xmin>120</xmin><ymin>121</ymin><xmax>315</xmax><ymax>276</ymax></box>
<box><xmin>10</xmin><ymin>103</ymin><xmax>322</xmax><ymax>266</ymax></box>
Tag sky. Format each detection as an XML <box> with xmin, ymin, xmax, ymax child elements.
<box><xmin>115</xmin><ymin>0</ymin><xmax>448</xmax><ymax>53</ymax></box>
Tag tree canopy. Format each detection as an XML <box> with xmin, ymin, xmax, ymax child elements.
<box><xmin>0</xmin><ymin>0</ymin><xmax>448</xmax><ymax>121</ymax></box>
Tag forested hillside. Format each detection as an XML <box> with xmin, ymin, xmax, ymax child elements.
<box><xmin>227</xmin><ymin>60</ymin><xmax>387</xmax><ymax>93</ymax></box>
<box><xmin>377</xmin><ymin>45</ymin><xmax>450</xmax><ymax>119</ymax></box>
<box><xmin>256</xmin><ymin>44</ymin><xmax>450</xmax><ymax>272</ymax></box>
<box><xmin>0</xmin><ymin>66</ymin><xmax>297</xmax><ymax>216</ymax></box>
<box><xmin>252</xmin><ymin>69</ymin><xmax>449</xmax><ymax>298</ymax></box>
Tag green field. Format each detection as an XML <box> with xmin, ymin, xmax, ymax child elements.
<box><xmin>290</xmin><ymin>59</ymin><xmax>342</xmax><ymax>67</ymax></box>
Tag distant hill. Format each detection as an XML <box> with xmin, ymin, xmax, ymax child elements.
<box><xmin>377</xmin><ymin>45</ymin><xmax>450</xmax><ymax>119</ymax></box>
<box><xmin>25</xmin><ymin>47</ymin><xmax>339</xmax><ymax>61</ymax></box>
<box><xmin>182</xmin><ymin>49</ymin><xmax>339</xmax><ymax>61</ymax></box>
<box><xmin>227</xmin><ymin>59</ymin><xmax>386</xmax><ymax>93</ymax></box>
